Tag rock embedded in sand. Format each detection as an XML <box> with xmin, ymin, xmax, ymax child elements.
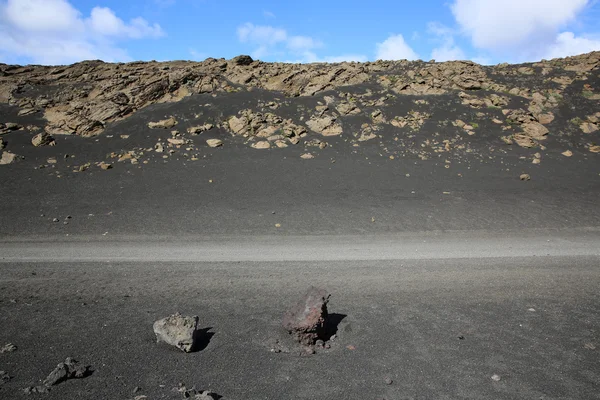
<box><xmin>43</xmin><ymin>358</ymin><xmax>90</xmax><ymax>386</ymax></box>
<box><xmin>0</xmin><ymin>343</ymin><xmax>17</xmax><ymax>353</ymax></box>
<box><xmin>31</xmin><ymin>132</ymin><xmax>55</xmax><ymax>147</ymax></box>
<box><xmin>0</xmin><ymin>138</ymin><xmax>5</xmax><ymax>149</ymax></box>
<box><xmin>148</xmin><ymin>117</ymin><xmax>177</xmax><ymax>129</ymax></box>
<box><xmin>561</xmin><ymin>150</ymin><xmax>573</xmax><ymax>157</ymax></box>
<box><xmin>520</xmin><ymin>174</ymin><xmax>531</xmax><ymax>181</ymax></box>
<box><xmin>153</xmin><ymin>312</ymin><xmax>199</xmax><ymax>353</ymax></box>
<box><xmin>206</xmin><ymin>139</ymin><xmax>223</xmax><ymax>148</ymax></box>
<box><xmin>283</xmin><ymin>287</ymin><xmax>331</xmax><ymax>346</ymax></box>
<box><xmin>167</xmin><ymin>138</ymin><xmax>185</xmax><ymax>145</ymax></box>
<box><xmin>589</xmin><ymin>145</ymin><xmax>600</xmax><ymax>153</ymax></box>
<box><xmin>0</xmin><ymin>370</ymin><xmax>11</xmax><ymax>385</ymax></box>
<box><xmin>251</xmin><ymin>141</ymin><xmax>270</xmax><ymax>149</ymax></box>
<box><xmin>23</xmin><ymin>357</ymin><xmax>91</xmax><ymax>392</ymax></box>
<box><xmin>0</xmin><ymin>151</ymin><xmax>19</xmax><ymax>165</ymax></box>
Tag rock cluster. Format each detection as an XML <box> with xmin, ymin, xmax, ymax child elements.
<box><xmin>226</xmin><ymin>109</ymin><xmax>307</xmax><ymax>147</ymax></box>
<box><xmin>24</xmin><ymin>357</ymin><xmax>91</xmax><ymax>394</ymax></box>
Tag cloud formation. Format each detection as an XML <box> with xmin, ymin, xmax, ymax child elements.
<box><xmin>237</xmin><ymin>22</ymin><xmax>366</xmax><ymax>63</ymax></box>
<box><xmin>0</xmin><ymin>0</ymin><xmax>164</xmax><ymax>65</ymax></box>
<box><xmin>375</xmin><ymin>34</ymin><xmax>419</xmax><ymax>60</ymax></box>
<box><xmin>450</xmin><ymin>0</ymin><xmax>597</xmax><ymax>60</ymax></box>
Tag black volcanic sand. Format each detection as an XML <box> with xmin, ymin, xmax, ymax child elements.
<box><xmin>0</xmin><ymin>81</ymin><xmax>599</xmax><ymax>237</ymax></box>
<box><xmin>0</xmin><ymin>257</ymin><xmax>599</xmax><ymax>400</ymax></box>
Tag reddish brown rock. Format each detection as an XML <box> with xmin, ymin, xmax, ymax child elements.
<box><xmin>283</xmin><ymin>287</ymin><xmax>330</xmax><ymax>346</ymax></box>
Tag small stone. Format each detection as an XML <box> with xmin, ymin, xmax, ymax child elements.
<box><xmin>167</xmin><ymin>138</ymin><xmax>185</xmax><ymax>145</ymax></box>
<box><xmin>491</xmin><ymin>374</ymin><xmax>501</xmax><ymax>382</ymax></box>
<box><xmin>153</xmin><ymin>313</ymin><xmax>199</xmax><ymax>353</ymax></box>
<box><xmin>251</xmin><ymin>141</ymin><xmax>270</xmax><ymax>149</ymax></box>
<box><xmin>52</xmin><ymin>218</ymin><xmax>59</xmax><ymax>223</ymax></box>
<box><xmin>0</xmin><ymin>371</ymin><xmax>11</xmax><ymax>385</ymax></box>
<box><xmin>561</xmin><ymin>150</ymin><xmax>573</xmax><ymax>157</ymax></box>
<box><xmin>300</xmin><ymin>153</ymin><xmax>314</xmax><ymax>159</ymax></box>
<box><xmin>133</xmin><ymin>386</ymin><xmax>142</xmax><ymax>393</ymax></box>
<box><xmin>275</xmin><ymin>223</ymin><xmax>281</xmax><ymax>228</ymax></box>
<box><xmin>98</xmin><ymin>162</ymin><xmax>112</xmax><ymax>170</ymax></box>
<box><xmin>155</xmin><ymin>143</ymin><xmax>164</xmax><ymax>153</ymax></box>
<box><xmin>148</xmin><ymin>117</ymin><xmax>177</xmax><ymax>129</ymax></box>
<box><xmin>520</xmin><ymin>174</ymin><xmax>531</xmax><ymax>181</ymax></box>
<box><xmin>0</xmin><ymin>151</ymin><xmax>19</xmax><ymax>165</ymax></box>
<box><xmin>589</xmin><ymin>145</ymin><xmax>600</xmax><ymax>153</ymax></box>
<box><xmin>385</xmin><ymin>377</ymin><xmax>393</xmax><ymax>385</ymax></box>
<box><xmin>0</xmin><ymin>343</ymin><xmax>17</xmax><ymax>353</ymax></box>
<box><xmin>206</xmin><ymin>139</ymin><xmax>223</xmax><ymax>148</ymax></box>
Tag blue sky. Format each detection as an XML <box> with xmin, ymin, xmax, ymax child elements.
<box><xmin>1</xmin><ymin>0</ymin><xmax>599</xmax><ymax>65</ymax></box>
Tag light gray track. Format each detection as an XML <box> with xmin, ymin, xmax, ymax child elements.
<box><xmin>2</xmin><ymin>229</ymin><xmax>599</xmax><ymax>262</ymax></box>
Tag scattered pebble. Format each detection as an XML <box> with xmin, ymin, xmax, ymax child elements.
<box><xmin>491</xmin><ymin>374</ymin><xmax>501</xmax><ymax>382</ymax></box>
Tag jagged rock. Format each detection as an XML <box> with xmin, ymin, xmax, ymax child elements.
<box><xmin>336</xmin><ymin>101</ymin><xmax>361</xmax><ymax>116</ymax></box>
<box><xmin>306</xmin><ymin>115</ymin><xmax>343</xmax><ymax>136</ymax></box>
<box><xmin>522</xmin><ymin>121</ymin><xmax>549</xmax><ymax>140</ymax></box>
<box><xmin>562</xmin><ymin>150</ymin><xmax>573</xmax><ymax>157</ymax></box>
<box><xmin>512</xmin><ymin>134</ymin><xmax>535</xmax><ymax>148</ymax></box>
<box><xmin>0</xmin><ymin>138</ymin><xmax>4</xmax><ymax>149</ymax></box>
<box><xmin>0</xmin><ymin>371</ymin><xmax>11</xmax><ymax>385</ymax></box>
<box><xmin>0</xmin><ymin>122</ymin><xmax>21</xmax><ymax>134</ymax></box>
<box><xmin>167</xmin><ymin>138</ymin><xmax>186</xmax><ymax>145</ymax></box>
<box><xmin>206</xmin><ymin>139</ymin><xmax>223</xmax><ymax>148</ymax></box>
<box><xmin>98</xmin><ymin>162</ymin><xmax>113</xmax><ymax>170</ymax></box>
<box><xmin>24</xmin><ymin>357</ymin><xmax>91</xmax><ymax>392</ymax></box>
<box><xmin>300</xmin><ymin>153</ymin><xmax>314</xmax><ymax>159</ymax></box>
<box><xmin>173</xmin><ymin>384</ymin><xmax>221</xmax><ymax>399</ymax></box>
<box><xmin>31</xmin><ymin>132</ymin><xmax>55</xmax><ymax>147</ymax></box>
<box><xmin>590</xmin><ymin>145</ymin><xmax>600</xmax><ymax>153</ymax></box>
<box><xmin>0</xmin><ymin>343</ymin><xmax>17</xmax><ymax>353</ymax></box>
<box><xmin>232</xmin><ymin>55</ymin><xmax>254</xmax><ymax>66</ymax></box>
<box><xmin>283</xmin><ymin>287</ymin><xmax>331</xmax><ymax>346</ymax></box>
<box><xmin>0</xmin><ymin>151</ymin><xmax>19</xmax><ymax>165</ymax></box>
<box><xmin>148</xmin><ymin>117</ymin><xmax>177</xmax><ymax>129</ymax></box>
<box><xmin>251</xmin><ymin>141</ymin><xmax>271</xmax><ymax>149</ymax></box>
<box><xmin>43</xmin><ymin>358</ymin><xmax>90</xmax><ymax>386</ymax></box>
<box><xmin>580</xmin><ymin>122</ymin><xmax>598</xmax><ymax>134</ymax></box>
<box><xmin>153</xmin><ymin>313</ymin><xmax>198</xmax><ymax>352</ymax></box>
<box><xmin>188</xmin><ymin>124</ymin><xmax>214</xmax><ymax>134</ymax></box>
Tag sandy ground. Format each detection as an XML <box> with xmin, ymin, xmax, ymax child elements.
<box><xmin>0</xmin><ymin>244</ymin><xmax>599</xmax><ymax>399</ymax></box>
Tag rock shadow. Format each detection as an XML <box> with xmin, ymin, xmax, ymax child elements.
<box><xmin>322</xmin><ymin>313</ymin><xmax>347</xmax><ymax>341</ymax></box>
<box><xmin>191</xmin><ymin>327</ymin><xmax>215</xmax><ymax>352</ymax></box>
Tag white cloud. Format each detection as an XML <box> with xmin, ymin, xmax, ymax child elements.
<box><xmin>263</xmin><ymin>10</ymin><xmax>276</xmax><ymax>19</ymax></box>
<box><xmin>88</xmin><ymin>7</ymin><xmax>164</xmax><ymax>39</ymax></box>
<box><xmin>237</xmin><ymin>22</ymin><xmax>365</xmax><ymax>63</ymax></box>
<box><xmin>375</xmin><ymin>34</ymin><xmax>419</xmax><ymax>60</ymax></box>
<box><xmin>0</xmin><ymin>0</ymin><xmax>164</xmax><ymax>65</ymax></box>
<box><xmin>450</xmin><ymin>0</ymin><xmax>592</xmax><ymax>60</ymax></box>
<box><xmin>427</xmin><ymin>22</ymin><xmax>465</xmax><ymax>62</ymax></box>
<box><xmin>544</xmin><ymin>31</ymin><xmax>600</xmax><ymax>59</ymax></box>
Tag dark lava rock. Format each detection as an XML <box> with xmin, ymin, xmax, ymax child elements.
<box><xmin>43</xmin><ymin>357</ymin><xmax>91</xmax><ymax>387</ymax></box>
<box><xmin>231</xmin><ymin>55</ymin><xmax>254</xmax><ymax>66</ymax></box>
<box><xmin>282</xmin><ymin>287</ymin><xmax>331</xmax><ymax>346</ymax></box>
<box><xmin>0</xmin><ymin>370</ymin><xmax>11</xmax><ymax>385</ymax></box>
